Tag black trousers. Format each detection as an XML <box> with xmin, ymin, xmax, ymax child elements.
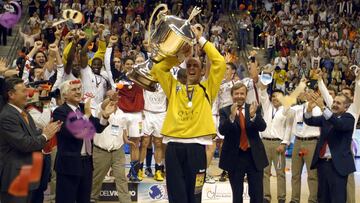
<box><xmin>31</xmin><ymin>154</ymin><xmax>51</xmax><ymax>203</ymax></box>
<box><xmin>55</xmin><ymin>156</ymin><xmax>93</xmax><ymax>203</ymax></box>
<box><xmin>317</xmin><ymin>159</ymin><xmax>348</xmax><ymax>203</ymax></box>
<box><xmin>228</xmin><ymin>149</ymin><xmax>263</xmax><ymax>203</ymax></box>
<box><xmin>165</xmin><ymin>142</ymin><xmax>207</xmax><ymax>203</ymax></box>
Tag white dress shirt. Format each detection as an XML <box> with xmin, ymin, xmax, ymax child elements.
<box><xmin>259</xmin><ymin>89</ymin><xmax>291</xmax><ymax>145</ymax></box>
<box><xmin>93</xmin><ymin>104</ymin><xmax>125</xmax><ymax>151</ymax></box>
<box><xmin>291</xmin><ymin>103</ymin><xmax>321</xmax><ymax>138</ymax></box>
<box><xmin>27</xmin><ymin>104</ymin><xmax>51</xmax><ymax>130</ymax></box>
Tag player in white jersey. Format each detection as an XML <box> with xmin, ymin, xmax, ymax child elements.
<box><xmin>139</xmin><ymin>85</ymin><xmax>167</xmax><ymax>181</ymax></box>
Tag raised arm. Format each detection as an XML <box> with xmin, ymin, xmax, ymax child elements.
<box><xmin>202</xmin><ymin>39</ymin><xmax>226</xmax><ymax>102</ymax></box>
<box><xmin>150</xmin><ymin>56</ymin><xmax>179</xmax><ymax>98</ymax></box>
<box><xmin>350</xmin><ymin>75</ymin><xmax>360</xmax><ymax>116</ymax></box>
<box><xmin>80</xmin><ymin>32</ymin><xmax>97</xmax><ymax>69</ymax></box>
<box><xmin>22</xmin><ymin>41</ymin><xmax>44</xmax><ymax>84</ymax></box>
<box><xmin>318</xmin><ymin>73</ymin><xmax>333</xmax><ymax>107</ymax></box>
<box><xmin>104</xmin><ymin>47</ymin><xmax>115</xmax><ymax>89</ymax></box>
<box><xmin>104</xmin><ymin>36</ymin><xmax>119</xmax><ymax>89</ymax></box>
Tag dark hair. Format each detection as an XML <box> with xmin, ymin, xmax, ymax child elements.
<box><xmin>226</xmin><ymin>62</ymin><xmax>237</xmax><ymax>70</ymax></box>
<box><xmin>3</xmin><ymin>77</ymin><xmax>24</xmax><ymax>102</ymax></box>
<box><xmin>33</xmin><ymin>51</ymin><xmax>47</xmax><ymax>63</ymax></box>
<box><xmin>92</xmin><ymin>57</ymin><xmax>103</xmax><ymax>65</ymax></box>
<box><xmin>341</xmin><ymin>87</ymin><xmax>354</xmax><ymax>97</ymax></box>
<box><xmin>337</xmin><ymin>93</ymin><xmax>352</xmax><ymax>108</ymax></box>
<box><xmin>271</xmin><ymin>89</ymin><xmax>284</xmax><ymax>97</ymax></box>
<box><xmin>327</xmin><ymin>86</ymin><xmax>337</xmax><ymax>94</ymax></box>
<box><xmin>230</xmin><ymin>82</ymin><xmax>247</xmax><ymax>95</ymax></box>
<box><xmin>177</xmin><ymin>68</ymin><xmax>187</xmax><ymax>83</ymax></box>
<box><xmin>122</xmin><ymin>56</ymin><xmax>134</xmax><ymax>64</ymax></box>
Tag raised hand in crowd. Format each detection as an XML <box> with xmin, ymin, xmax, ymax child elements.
<box><xmin>101</xmin><ymin>100</ymin><xmax>117</xmax><ymax>119</ymax></box>
<box><xmin>108</xmin><ymin>35</ymin><xmax>118</xmax><ymax>47</ymax></box>
<box><xmin>0</xmin><ymin>57</ymin><xmax>18</xmax><ymax>78</ymax></box>
<box><xmin>84</xmin><ymin>98</ymin><xmax>92</xmax><ymax>118</ymax></box>
<box><xmin>0</xmin><ymin>57</ymin><xmax>8</xmax><ymax>75</ymax></box>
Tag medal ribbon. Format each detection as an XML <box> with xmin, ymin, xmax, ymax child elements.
<box><xmin>186</xmin><ymin>83</ymin><xmax>195</xmax><ymax>106</ymax></box>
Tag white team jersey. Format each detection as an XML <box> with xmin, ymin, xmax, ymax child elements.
<box><xmin>212</xmin><ymin>95</ymin><xmax>220</xmax><ymax>115</ymax></box>
<box><xmin>218</xmin><ymin>80</ymin><xmax>235</xmax><ymax>109</ymax></box>
<box><xmin>143</xmin><ymin>85</ymin><xmax>167</xmax><ymax>112</ymax></box>
<box><xmin>241</xmin><ymin>77</ymin><xmax>259</xmax><ymax>104</ymax></box>
<box><xmin>81</xmin><ymin>66</ymin><xmax>108</xmax><ymax>108</ymax></box>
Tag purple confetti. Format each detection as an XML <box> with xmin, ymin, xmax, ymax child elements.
<box><xmin>65</xmin><ymin>111</ymin><xmax>96</xmax><ymax>139</ymax></box>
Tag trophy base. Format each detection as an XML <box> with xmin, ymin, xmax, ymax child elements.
<box><xmin>127</xmin><ymin>68</ymin><xmax>158</xmax><ymax>92</ymax></box>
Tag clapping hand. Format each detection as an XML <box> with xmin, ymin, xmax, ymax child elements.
<box><xmin>249</xmin><ymin>102</ymin><xmax>258</xmax><ymax>118</ymax></box>
<box><xmin>101</xmin><ymin>101</ymin><xmax>117</xmax><ymax>119</ymax></box>
<box><xmin>312</xmin><ymin>92</ymin><xmax>325</xmax><ymax>109</ymax></box>
<box><xmin>306</xmin><ymin>92</ymin><xmax>317</xmax><ymax>113</ymax></box>
<box><xmin>43</xmin><ymin>121</ymin><xmax>63</xmax><ymax>140</ymax></box>
<box><xmin>230</xmin><ymin>103</ymin><xmax>238</xmax><ymax>121</ymax></box>
<box><xmin>84</xmin><ymin>98</ymin><xmax>92</xmax><ymax>118</ymax></box>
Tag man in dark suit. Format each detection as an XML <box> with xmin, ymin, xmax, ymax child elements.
<box><xmin>304</xmin><ymin>93</ymin><xmax>356</xmax><ymax>203</ymax></box>
<box><xmin>219</xmin><ymin>82</ymin><xmax>268</xmax><ymax>203</ymax></box>
<box><xmin>53</xmin><ymin>79</ymin><xmax>115</xmax><ymax>203</ymax></box>
<box><xmin>0</xmin><ymin>77</ymin><xmax>61</xmax><ymax>203</ymax></box>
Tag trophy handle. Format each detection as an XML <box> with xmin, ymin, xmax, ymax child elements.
<box><xmin>147</xmin><ymin>4</ymin><xmax>168</xmax><ymax>46</ymax></box>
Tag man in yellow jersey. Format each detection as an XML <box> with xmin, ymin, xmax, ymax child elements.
<box><xmin>151</xmin><ymin>24</ymin><xmax>226</xmax><ymax>203</ymax></box>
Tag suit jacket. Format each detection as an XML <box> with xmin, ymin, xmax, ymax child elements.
<box><xmin>0</xmin><ymin>104</ymin><xmax>46</xmax><ymax>192</ymax></box>
<box><xmin>219</xmin><ymin>104</ymin><xmax>268</xmax><ymax>172</ymax></box>
<box><xmin>52</xmin><ymin>103</ymin><xmax>108</xmax><ymax>176</ymax></box>
<box><xmin>304</xmin><ymin>112</ymin><xmax>356</xmax><ymax>176</ymax></box>
<box><xmin>0</xmin><ymin>78</ymin><xmax>5</xmax><ymax>112</ymax></box>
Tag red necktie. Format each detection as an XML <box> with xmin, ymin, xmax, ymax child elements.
<box><xmin>319</xmin><ymin>140</ymin><xmax>328</xmax><ymax>158</ymax></box>
<box><xmin>239</xmin><ymin>107</ymin><xmax>249</xmax><ymax>150</ymax></box>
<box><xmin>21</xmin><ymin>111</ymin><xmax>29</xmax><ymax>125</ymax></box>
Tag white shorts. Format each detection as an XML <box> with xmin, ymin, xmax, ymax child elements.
<box><xmin>142</xmin><ymin>111</ymin><xmax>166</xmax><ymax>138</ymax></box>
<box><xmin>123</xmin><ymin>112</ymin><xmax>142</xmax><ymax>138</ymax></box>
<box><xmin>213</xmin><ymin>115</ymin><xmax>224</xmax><ymax>139</ymax></box>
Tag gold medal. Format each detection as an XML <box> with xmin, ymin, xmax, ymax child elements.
<box><xmin>188</xmin><ymin>101</ymin><xmax>192</xmax><ymax>107</ymax></box>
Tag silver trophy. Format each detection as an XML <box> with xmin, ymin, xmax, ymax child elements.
<box><xmin>126</xmin><ymin>4</ymin><xmax>201</xmax><ymax>92</ymax></box>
